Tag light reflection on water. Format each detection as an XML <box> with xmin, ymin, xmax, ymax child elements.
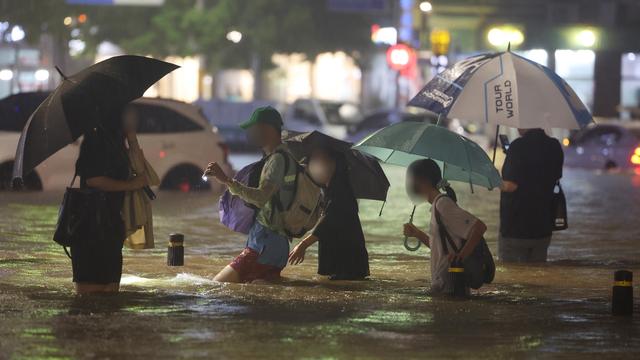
<box><xmin>0</xmin><ymin>167</ymin><xmax>639</xmax><ymax>358</ymax></box>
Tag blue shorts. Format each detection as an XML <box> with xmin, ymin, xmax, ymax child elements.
<box><xmin>245</xmin><ymin>222</ymin><xmax>290</xmax><ymax>269</ymax></box>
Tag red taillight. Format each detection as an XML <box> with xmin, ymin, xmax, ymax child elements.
<box><xmin>631</xmin><ymin>146</ymin><xmax>640</xmax><ymax>165</ymax></box>
<box><xmin>218</xmin><ymin>142</ymin><xmax>230</xmax><ymax>163</ymax></box>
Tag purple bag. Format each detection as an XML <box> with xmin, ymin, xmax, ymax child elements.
<box><xmin>218</xmin><ymin>160</ymin><xmax>264</xmax><ymax>234</ymax></box>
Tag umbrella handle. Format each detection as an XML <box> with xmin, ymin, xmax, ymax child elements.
<box><xmin>403</xmin><ymin>205</ymin><xmax>421</xmax><ymax>251</ymax></box>
<box><xmin>404</xmin><ymin>236</ymin><xmax>421</xmax><ymax>251</ymax></box>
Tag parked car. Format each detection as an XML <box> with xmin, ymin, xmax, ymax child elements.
<box><xmin>346</xmin><ymin>109</ymin><xmax>438</xmax><ymax>143</ymax></box>
<box><xmin>284</xmin><ymin>98</ymin><xmax>362</xmax><ymax>140</ymax></box>
<box><xmin>563</xmin><ymin>120</ymin><xmax>640</xmax><ymax>170</ymax></box>
<box><xmin>195</xmin><ymin>99</ymin><xmax>276</xmax><ymax>152</ymax></box>
<box><xmin>0</xmin><ymin>94</ymin><xmax>232</xmax><ymax>192</ymax></box>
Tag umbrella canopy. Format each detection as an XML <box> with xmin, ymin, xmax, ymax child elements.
<box><xmin>408</xmin><ymin>50</ymin><xmax>592</xmax><ymax>130</ymax></box>
<box><xmin>284</xmin><ymin>130</ymin><xmax>390</xmax><ymax>201</ymax></box>
<box><xmin>0</xmin><ymin>92</ymin><xmax>50</xmax><ymax>132</ymax></box>
<box><xmin>353</xmin><ymin>122</ymin><xmax>502</xmax><ymax>190</ymax></box>
<box><xmin>12</xmin><ymin>55</ymin><xmax>178</xmax><ymax>180</ymax></box>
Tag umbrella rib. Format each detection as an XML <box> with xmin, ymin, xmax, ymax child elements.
<box><xmin>463</xmin><ymin>140</ymin><xmax>475</xmax><ymax>193</ymax></box>
<box><xmin>384</xmin><ymin>149</ymin><xmax>395</xmax><ymax>163</ymax></box>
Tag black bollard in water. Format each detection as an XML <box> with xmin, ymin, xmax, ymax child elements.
<box><xmin>167</xmin><ymin>233</ymin><xmax>184</xmax><ymax>266</ymax></box>
<box><xmin>449</xmin><ymin>260</ymin><xmax>467</xmax><ymax>297</ymax></box>
<box><xmin>612</xmin><ymin>270</ymin><xmax>633</xmax><ymax>316</ymax></box>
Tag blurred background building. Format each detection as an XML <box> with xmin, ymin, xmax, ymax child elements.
<box><xmin>2</xmin><ymin>0</ymin><xmax>640</xmax><ymax>119</ymax></box>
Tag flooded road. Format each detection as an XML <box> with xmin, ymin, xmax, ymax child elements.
<box><xmin>1</xmin><ymin>166</ymin><xmax>639</xmax><ymax>359</ymax></box>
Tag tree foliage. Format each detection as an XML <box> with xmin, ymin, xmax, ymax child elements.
<box><xmin>1</xmin><ymin>0</ymin><xmax>375</xmax><ymax>69</ymax></box>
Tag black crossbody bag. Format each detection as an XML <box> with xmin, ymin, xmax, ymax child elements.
<box><xmin>434</xmin><ymin>196</ymin><xmax>495</xmax><ymax>289</ymax></box>
<box><xmin>53</xmin><ymin>172</ymin><xmax>110</xmax><ymax>258</ymax></box>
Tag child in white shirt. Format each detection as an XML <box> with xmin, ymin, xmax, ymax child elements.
<box><xmin>403</xmin><ymin>159</ymin><xmax>488</xmax><ymax>294</ymax></box>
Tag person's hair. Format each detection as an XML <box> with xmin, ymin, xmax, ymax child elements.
<box><xmin>407</xmin><ymin>158</ymin><xmax>457</xmax><ymax>202</ymax></box>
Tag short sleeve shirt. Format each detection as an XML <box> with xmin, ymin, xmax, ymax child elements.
<box><xmin>76</xmin><ymin>129</ymin><xmax>130</xmax><ymax>233</ymax></box>
<box><xmin>500</xmin><ymin>129</ymin><xmax>563</xmax><ymax>238</ymax></box>
<box><xmin>428</xmin><ymin>194</ymin><xmax>479</xmax><ymax>293</ymax></box>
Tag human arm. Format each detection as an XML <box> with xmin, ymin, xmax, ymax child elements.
<box><xmin>448</xmin><ymin>220</ymin><xmax>487</xmax><ymax>263</ymax></box>
<box><xmin>206</xmin><ymin>153</ymin><xmax>284</xmax><ymax>208</ymax></box>
<box><xmin>288</xmin><ymin>234</ymin><xmax>319</xmax><ymax>265</ymax></box>
<box><xmin>435</xmin><ymin>197</ymin><xmax>486</xmax><ymax>262</ymax></box>
<box><xmin>500</xmin><ymin>181</ymin><xmax>518</xmax><ymax>192</ymax></box>
<box><xmin>500</xmin><ymin>143</ymin><xmax>520</xmax><ymax>192</ymax></box>
<box><xmin>403</xmin><ymin>223</ymin><xmax>430</xmax><ymax>248</ymax></box>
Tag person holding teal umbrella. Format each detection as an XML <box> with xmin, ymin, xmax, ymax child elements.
<box><xmin>403</xmin><ymin>159</ymin><xmax>489</xmax><ymax>294</ymax></box>
<box><xmin>354</xmin><ymin>121</ymin><xmax>497</xmax><ymax>293</ymax></box>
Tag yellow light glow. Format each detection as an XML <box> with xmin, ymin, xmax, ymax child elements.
<box><xmin>631</xmin><ymin>154</ymin><xmax>640</xmax><ymax>165</ymax></box>
<box><xmin>63</xmin><ymin>16</ymin><xmax>73</xmax><ymax>26</ymax></box>
<box><xmin>562</xmin><ymin>138</ymin><xmax>570</xmax><ymax>146</ymax></box>
<box><xmin>634</xmin><ymin>147</ymin><xmax>640</xmax><ymax>156</ymax></box>
<box><xmin>576</xmin><ymin>29</ymin><xmax>596</xmax><ymax>48</ymax></box>
<box><xmin>487</xmin><ymin>26</ymin><xmax>524</xmax><ymax>48</ymax></box>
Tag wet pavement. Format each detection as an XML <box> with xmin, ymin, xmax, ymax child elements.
<box><xmin>1</xmin><ymin>165</ymin><xmax>639</xmax><ymax>359</ymax></box>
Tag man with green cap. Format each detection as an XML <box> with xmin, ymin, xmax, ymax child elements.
<box><xmin>205</xmin><ymin>106</ymin><xmax>294</xmax><ymax>283</ymax></box>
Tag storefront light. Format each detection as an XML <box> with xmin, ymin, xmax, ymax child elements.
<box><xmin>487</xmin><ymin>25</ymin><xmax>524</xmax><ymax>48</ymax></box>
<box><xmin>371</xmin><ymin>25</ymin><xmax>397</xmax><ymax>45</ymax></box>
<box><xmin>34</xmin><ymin>69</ymin><xmax>50</xmax><ymax>82</ymax></box>
<box><xmin>10</xmin><ymin>25</ymin><xmax>25</xmax><ymax>42</ymax></box>
<box><xmin>0</xmin><ymin>69</ymin><xmax>13</xmax><ymax>81</ymax></box>
<box><xmin>575</xmin><ymin>29</ymin><xmax>596</xmax><ymax>48</ymax></box>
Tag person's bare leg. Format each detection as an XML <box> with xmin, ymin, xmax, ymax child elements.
<box><xmin>104</xmin><ymin>282</ymin><xmax>120</xmax><ymax>293</ymax></box>
<box><xmin>214</xmin><ymin>265</ymin><xmax>242</xmax><ymax>283</ymax></box>
<box><xmin>75</xmin><ymin>282</ymin><xmax>110</xmax><ymax>295</ymax></box>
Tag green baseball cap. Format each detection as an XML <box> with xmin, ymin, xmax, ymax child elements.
<box><xmin>240</xmin><ymin>106</ymin><xmax>283</xmax><ymax>130</ymax></box>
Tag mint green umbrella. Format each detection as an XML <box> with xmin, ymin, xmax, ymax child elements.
<box><xmin>353</xmin><ymin>121</ymin><xmax>502</xmax><ymax>190</ymax></box>
<box><xmin>353</xmin><ymin>121</ymin><xmax>502</xmax><ymax>252</ymax></box>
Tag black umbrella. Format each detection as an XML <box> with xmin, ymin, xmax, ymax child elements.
<box><xmin>0</xmin><ymin>92</ymin><xmax>50</xmax><ymax>132</ymax></box>
<box><xmin>284</xmin><ymin>131</ymin><xmax>390</xmax><ymax>202</ymax></box>
<box><xmin>12</xmin><ymin>55</ymin><xmax>179</xmax><ymax>181</ymax></box>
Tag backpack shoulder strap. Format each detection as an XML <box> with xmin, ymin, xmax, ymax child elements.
<box><xmin>269</xmin><ymin>149</ymin><xmax>299</xmax><ymax>219</ymax></box>
<box><xmin>433</xmin><ymin>195</ymin><xmax>461</xmax><ymax>254</ymax></box>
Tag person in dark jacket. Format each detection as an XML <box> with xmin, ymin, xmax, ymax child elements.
<box><xmin>72</xmin><ymin>106</ymin><xmax>149</xmax><ymax>294</ymax></box>
<box><xmin>288</xmin><ymin>147</ymin><xmax>370</xmax><ymax>280</ymax></box>
<box><xmin>499</xmin><ymin>128</ymin><xmax>564</xmax><ymax>263</ymax></box>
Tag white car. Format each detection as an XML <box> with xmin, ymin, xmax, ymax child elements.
<box><xmin>563</xmin><ymin>120</ymin><xmax>640</xmax><ymax>171</ymax></box>
<box><xmin>0</xmin><ymin>95</ymin><xmax>232</xmax><ymax>192</ymax></box>
<box><xmin>284</xmin><ymin>98</ymin><xmax>362</xmax><ymax>140</ymax></box>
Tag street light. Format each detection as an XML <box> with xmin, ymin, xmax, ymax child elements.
<box><xmin>226</xmin><ymin>30</ymin><xmax>242</xmax><ymax>44</ymax></box>
<box><xmin>419</xmin><ymin>1</ymin><xmax>433</xmax><ymax>12</ymax></box>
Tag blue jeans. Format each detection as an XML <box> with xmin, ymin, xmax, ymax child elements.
<box><xmin>245</xmin><ymin>222</ymin><xmax>290</xmax><ymax>269</ymax></box>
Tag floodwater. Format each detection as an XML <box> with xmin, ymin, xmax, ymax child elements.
<box><xmin>1</xmin><ymin>165</ymin><xmax>639</xmax><ymax>359</ymax></box>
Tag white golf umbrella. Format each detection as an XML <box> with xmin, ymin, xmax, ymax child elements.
<box><xmin>408</xmin><ymin>49</ymin><xmax>593</xmax><ymax>130</ymax></box>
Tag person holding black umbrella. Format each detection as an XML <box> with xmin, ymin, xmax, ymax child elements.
<box><xmin>72</xmin><ymin>105</ymin><xmax>149</xmax><ymax>294</ymax></box>
<box><xmin>288</xmin><ymin>147</ymin><xmax>370</xmax><ymax>280</ymax></box>
<box><xmin>11</xmin><ymin>56</ymin><xmax>178</xmax><ymax>294</ymax></box>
